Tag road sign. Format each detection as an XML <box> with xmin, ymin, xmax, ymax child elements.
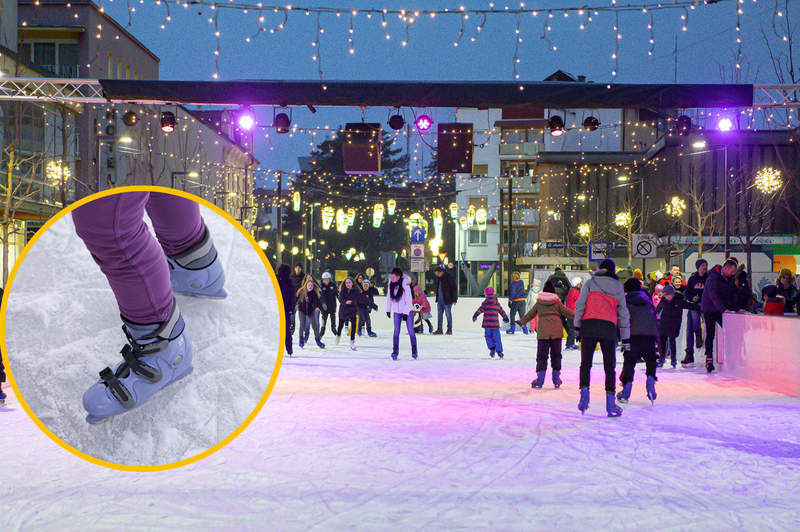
<box><xmin>410</xmin><ymin>227</ymin><xmax>426</xmax><ymax>243</ymax></box>
<box><xmin>632</xmin><ymin>233</ymin><xmax>658</xmax><ymax>259</ymax></box>
<box><xmin>461</xmin><ymin>251</ymin><xmax>467</xmax><ymax>260</ymax></box>
<box><xmin>365</xmin><ymin>267</ymin><xmax>375</xmax><ymax>277</ymax></box>
<box><xmin>410</xmin><ymin>243</ymin><xmax>425</xmax><ymax>258</ymax></box>
<box><xmin>589</xmin><ymin>241</ymin><xmax>607</xmax><ymax>262</ymax></box>
<box><xmin>438</xmin><ymin>253</ymin><xmax>447</xmax><ymax>263</ymax></box>
<box><xmin>410</xmin><ymin>258</ymin><xmax>425</xmax><ymax>272</ymax></box>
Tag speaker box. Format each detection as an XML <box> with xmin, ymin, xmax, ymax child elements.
<box><xmin>437</xmin><ymin>123</ymin><xmax>474</xmax><ymax>174</ymax></box>
<box><xmin>343</xmin><ymin>123</ymin><xmax>382</xmax><ymax>175</ymax></box>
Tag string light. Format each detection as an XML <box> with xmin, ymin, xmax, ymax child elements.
<box><xmin>755</xmin><ymin>167</ymin><xmax>781</xmax><ymax>194</ymax></box>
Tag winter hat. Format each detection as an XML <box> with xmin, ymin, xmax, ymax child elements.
<box><xmin>655</xmin><ymin>270</ymin><xmax>664</xmax><ymax>281</ymax></box>
<box><xmin>624</xmin><ymin>278</ymin><xmax>643</xmax><ymax>293</ymax></box>
<box><xmin>362</xmin><ymin>279</ymin><xmax>371</xmax><ymax>286</ymax></box>
<box><xmin>655</xmin><ymin>284</ymin><xmax>664</xmax><ymax>293</ymax></box>
<box><xmin>777</xmin><ymin>268</ymin><xmax>794</xmax><ymax>284</ymax></box>
<box><xmin>413</xmin><ymin>285</ymin><xmax>423</xmax><ymax>293</ymax></box>
<box><xmin>484</xmin><ymin>286</ymin><xmax>495</xmax><ymax>295</ymax></box>
<box><xmin>322</xmin><ymin>271</ymin><xmax>332</xmax><ymax>279</ymax></box>
<box><xmin>695</xmin><ymin>259</ymin><xmax>708</xmax><ymax>270</ymax></box>
<box><xmin>723</xmin><ymin>258</ymin><xmax>738</xmax><ymax>269</ymax></box>
<box><xmin>598</xmin><ymin>258</ymin><xmax>616</xmax><ymax>273</ymax></box>
<box><xmin>633</xmin><ymin>269</ymin><xmax>644</xmax><ymax>281</ymax></box>
<box><xmin>571</xmin><ymin>277</ymin><xmax>583</xmax><ymax>286</ymax></box>
<box><xmin>662</xmin><ymin>284</ymin><xmax>675</xmax><ymax>296</ymax></box>
<box><xmin>542</xmin><ymin>281</ymin><xmax>556</xmax><ymax>294</ymax></box>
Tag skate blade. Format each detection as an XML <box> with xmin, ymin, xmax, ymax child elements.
<box><xmin>173</xmin><ymin>288</ymin><xmax>227</xmax><ymax>299</ymax></box>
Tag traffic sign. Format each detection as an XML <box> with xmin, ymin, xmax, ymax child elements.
<box><xmin>410</xmin><ymin>243</ymin><xmax>425</xmax><ymax>258</ymax></box>
<box><xmin>632</xmin><ymin>233</ymin><xmax>657</xmax><ymax>259</ymax></box>
<box><xmin>589</xmin><ymin>241</ymin><xmax>607</xmax><ymax>262</ymax></box>
<box><xmin>410</xmin><ymin>258</ymin><xmax>425</xmax><ymax>272</ymax></box>
<box><xmin>410</xmin><ymin>227</ymin><xmax>426</xmax><ymax>243</ymax></box>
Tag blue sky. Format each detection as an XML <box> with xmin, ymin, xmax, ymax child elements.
<box><xmin>98</xmin><ymin>0</ymin><xmax>783</xmax><ymax>178</ymax></box>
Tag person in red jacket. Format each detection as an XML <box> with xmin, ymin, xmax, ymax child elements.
<box><xmin>473</xmin><ymin>286</ymin><xmax>509</xmax><ymax>359</ymax></box>
<box><xmin>412</xmin><ymin>286</ymin><xmax>434</xmax><ymax>334</ymax></box>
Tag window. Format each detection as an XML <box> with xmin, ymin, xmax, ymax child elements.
<box><xmin>108</xmin><ymin>53</ymin><xmax>114</xmax><ymax>77</ymax></box>
<box><xmin>126</xmin><ymin>65</ymin><xmax>130</xmax><ymax>79</ymax></box>
<box><xmin>472</xmin><ymin>163</ymin><xmax>488</xmax><ymax>176</ymax></box>
<box><xmin>33</xmin><ymin>42</ymin><xmax>56</xmax><ymax>70</ymax></box>
<box><xmin>117</xmin><ymin>59</ymin><xmax>122</xmax><ymax>79</ymax></box>
<box><xmin>469</xmin><ymin>196</ymin><xmax>488</xmax><ymax>211</ymax></box>
<box><xmin>58</xmin><ymin>43</ymin><xmax>78</xmax><ymax>76</ymax></box>
<box><xmin>501</xmin><ymin>129</ymin><xmax>525</xmax><ymax>144</ymax></box>
<box><xmin>469</xmin><ymin>230</ymin><xmax>487</xmax><ymax>245</ymax></box>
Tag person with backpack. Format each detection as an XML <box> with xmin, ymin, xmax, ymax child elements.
<box><xmin>546</xmin><ymin>267</ymin><xmax>573</xmax><ymax>347</ymax></box>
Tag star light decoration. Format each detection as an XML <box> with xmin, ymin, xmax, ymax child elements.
<box><xmin>755</xmin><ymin>167</ymin><xmax>782</xmax><ymax>194</ymax></box>
<box><xmin>45</xmin><ymin>160</ymin><xmax>71</xmax><ymax>186</ymax></box>
<box><xmin>614</xmin><ymin>212</ymin><xmax>632</xmax><ymax>227</ymax></box>
<box><xmin>578</xmin><ymin>223</ymin><xmax>591</xmax><ymax>238</ymax></box>
<box><xmin>665</xmin><ymin>196</ymin><xmax>686</xmax><ymax>217</ymax></box>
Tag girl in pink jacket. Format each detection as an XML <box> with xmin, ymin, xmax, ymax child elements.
<box><xmin>412</xmin><ymin>286</ymin><xmax>434</xmax><ymax>334</ymax></box>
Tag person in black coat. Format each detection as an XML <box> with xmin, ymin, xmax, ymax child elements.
<box><xmin>319</xmin><ymin>272</ymin><xmax>338</xmax><ymax>338</ymax></box>
<box><xmin>276</xmin><ymin>264</ymin><xmax>297</xmax><ymax>356</ymax></box>
<box><xmin>682</xmin><ymin>259</ymin><xmax>708</xmax><ymax>365</ymax></box>
<box><xmin>432</xmin><ymin>266</ymin><xmax>458</xmax><ymax>335</ymax></box>
<box><xmin>296</xmin><ymin>279</ymin><xmax>325</xmax><ymax>349</ymax></box>
<box><xmin>357</xmin><ymin>279</ymin><xmax>379</xmax><ymax>337</ymax></box>
<box><xmin>336</xmin><ymin>277</ymin><xmax>361</xmax><ymax>348</ymax></box>
<box><xmin>289</xmin><ymin>264</ymin><xmax>305</xmax><ymax>333</ymax></box>
<box><xmin>618</xmin><ymin>278</ymin><xmax>659</xmax><ymax>403</ymax></box>
<box><xmin>701</xmin><ymin>260</ymin><xmax>745</xmax><ymax>372</ymax></box>
<box><xmin>656</xmin><ymin>284</ymin><xmax>700</xmax><ymax>368</ymax></box>
<box><xmin>546</xmin><ymin>267</ymin><xmax>572</xmax><ymax>303</ymax></box>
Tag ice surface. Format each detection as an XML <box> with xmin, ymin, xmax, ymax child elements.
<box><xmin>3</xmin><ymin>205</ymin><xmax>279</xmax><ymax>467</ymax></box>
<box><xmin>2</xmin><ymin>319</ymin><xmax>800</xmax><ymax>530</ymax></box>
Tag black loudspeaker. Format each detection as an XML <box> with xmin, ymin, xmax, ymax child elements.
<box><xmin>437</xmin><ymin>123</ymin><xmax>474</xmax><ymax>174</ymax></box>
<box><xmin>343</xmin><ymin>123</ymin><xmax>382</xmax><ymax>175</ymax></box>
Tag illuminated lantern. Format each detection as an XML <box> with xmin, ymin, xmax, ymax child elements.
<box><xmin>433</xmin><ymin>209</ymin><xmax>444</xmax><ymax>236</ymax></box>
<box><xmin>449</xmin><ymin>202</ymin><xmax>459</xmax><ymax>220</ymax></box>
<box><xmin>373</xmin><ymin>204</ymin><xmax>385</xmax><ymax>228</ymax></box>
<box><xmin>322</xmin><ymin>206</ymin><xmax>335</xmax><ymax>230</ymax></box>
<box><xmin>387</xmin><ymin>199</ymin><xmax>397</xmax><ymax>215</ymax></box>
<box><xmin>347</xmin><ymin>207</ymin><xmax>356</xmax><ymax>226</ymax></box>
<box><xmin>459</xmin><ymin>216</ymin><xmax>468</xmax><ymax>230</ymax></box>
<box><xmin>429</xmin><ymin>238</ymin><xmax>442</xmax><ymax>256</ymax></box>
<box><xmin>467</xmin><ymin>205</ymin><xmax>476</xmax><ymax>228</ymax></box>
<box><xmin>336</xmin><ymin>209</ymin><xmax>349</xmax><ymax>233</ymax></box>
<box><xmin>476</xmin><ymin>208</ymin><xmax>488</xmax><ymax>230</ymax></box>
<box><xmin>292</xmin><ymin>191</ymin><xmax>301</xmax><ymax>212</ymax></box>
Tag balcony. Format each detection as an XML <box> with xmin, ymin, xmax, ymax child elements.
<box><xmin>499</xmin><ymin>142</ymin><xmax>545</xmax><ymax>157</ymax></box>
<box><xmin>37</xmin><ymin>64</ymin><xmax>80</xmax><ymax>78</ymax></box>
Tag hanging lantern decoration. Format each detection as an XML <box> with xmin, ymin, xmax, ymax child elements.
<box><xmin>321</xmin><ymin>206</ymin><xmax>335</xmax><ymax>230</ymax></box>
<box><xmin>429</xmin><ymin>237</ymin><xmax>443</xmax><ymax>256</ymax></box>
<box><xmin>406</xmin><ymin>212</ymin><xmax>428</xmax><ymax>236</ymax></box>
<box><xmin>449</xmin><ymin>202</ymin><xmax>459</xmax><ymax>220</ymax></box>
<box><xmin>292</xmin><ymin>191</ymin><xmax>301</xmax><ymax>212</ymax></box>
<box><xmin>433</xmin><ymin>209</ymin><xmax>444</xmax><ymax>238</ymax></box>
<box><xmin>459</xmin><ymin>216</ymin><xmax>469</xmax><ymax>230</ymax></box>
<box><xmin>347</xmin><ymin>207</ymin><xmax>356</xmax><ymax>226</ymax></box>
<box><xmin>476</xmin><ymin>208</ymin><xmax>488</xmax><ymax>231</ymax></box>
<box><xmin>467</xmin><ymin>205</ymin><xmax>476</xmax><ymax>228</ymax></box>
<box><xmin>373</xmin><ymin>204</ymin><xmax>385</xmax><ymax>228</ymax></box>
<box><xmin>336</xmin><ymin>209</ymin><xmax>349</xmax><ymax>234</ymax></box>
<box><xmin>387</xmin><ymin>199</ymin><xmax>397</xmax><ymax>216</ymax></box>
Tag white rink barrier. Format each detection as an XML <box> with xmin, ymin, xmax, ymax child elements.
<box><xmin>717</xmin><ymin>312</ymin><xmax>800</xmax><ymax>396</ymax></box>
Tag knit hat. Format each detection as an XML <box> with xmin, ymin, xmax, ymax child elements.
<box><xmin>322</xmin><ymin>272</ymin><xmax>332</xmax><ymax>279</ymax></box>
<box><xmin>362</xmin><ymin>279</ymin><xmax>370</xmax><ymax>286</ymax></box>
<box><xmin>662</xmin><ymin>284</ymin><xmax>675</xmax><ymax>296</ymax></box>
<box><xmin>633</xmin><ymin>269</ymin><xmax>644</xmax><ymax>281</ymax></box>
<box><xmin>624</xmin><ymin>278</ymin><xmax>643</xmax><ymax>293</ymax></box>
<box><xmin>695</xmin><ymin>259</ymin><xmax>708</xmax><ymax>270</ymax></box>
<box><xmin>571</xmin><ymin>277</ymin><xmax>583</xmax><ymax>286</ymax></box>
<box><xmin>655</xmin><ymin>284</ymin><xmax>664</xmax><ymax>293</ymax></box>
<box><xmin>777</xmin><ymin>268</ymin><xmax>794</xmax><ymax>283</ymax></box>
<box><xmin>484</xmin><ymin>286</ymin><xmax>495</xmax><ymax>295</ymax></box>
<box><xmin>413</xmin><ymin>285</ymin><xmax>422</xmax><ymax>293</ymax></box>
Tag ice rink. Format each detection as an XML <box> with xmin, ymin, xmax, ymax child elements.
<box><xmin>2</xmin><ymin>321</ymin><xmax>800</xmax><ymax>531</ymax></box>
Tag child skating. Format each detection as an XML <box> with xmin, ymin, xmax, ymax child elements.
<box><xmin>319</xmin><ymin>272</ymin><xmax>338</xmax><ymax>338</ymax></box>
<box><xmin>412</xmin><ymin>286</ymin><xmax>434</xmax><ymax>334</ymax></box>
<box><xmin>516</xmin><ymin>281</ymin><xmax>574</xmax><ymax>388</ymax></box>
<box><xmin>656</xmin><ymin>284</ymin><xmax>700</xmax><ymax>368</ymax></box>
<box><xmin>387</xmin><ymin>268</ymin><xmax>417</xmax><ymax>360</ymax></box>
<box><xmin>618</xmin><ymin>278</ymin><xmax>659</xmax><ymax>404</ymax></box>
<box><xmin>358</xmin><ymin>279</ymin><xmax>379</xmax><ymax>337</ymax></box>
<box><xmin>473</xmin><ymin>286</ymin><xmax>509</xmax><ymax>359</ymax></box>
<box><xmin>296</xmin><ymin>280</ymin><xmax>326</xmax><ymax>349</ymax></box>
<box><xmin>335</xmin><ymin>277</ymin><xmax>360</xmax><ymax>350</ymax></box>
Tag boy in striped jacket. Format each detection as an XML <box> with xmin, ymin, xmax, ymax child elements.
<box><xmin>473</xmin><ymin>287</ymin><xmax>510</xmax><ymax>359</ymax></box>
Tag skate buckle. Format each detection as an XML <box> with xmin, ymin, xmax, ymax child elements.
<box><xmin>99</xmin><ymin>367</ymin><xmax>135</xmax><ymax>410</ymax></box>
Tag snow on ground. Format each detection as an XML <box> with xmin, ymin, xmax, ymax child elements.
<box><xmin>2</xmin><ymin>320</ymin><xmax>800</xmax><ymax>531</ymax></box>
<box><xmin>3</xmin><ymin>203</ymin><xmax>279</xmax><ymax>467</ymax></box>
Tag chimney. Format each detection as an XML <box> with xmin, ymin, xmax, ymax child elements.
<box><xmin>577</xmin><ymin>75</ymin><xmax>587</xmax><ymax>82</ymax></box>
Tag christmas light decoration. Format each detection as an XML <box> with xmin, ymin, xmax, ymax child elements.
<box><xmin>45</xmin><ymin>160</ymin><xmax>72</xmax><ymax>186</ymax></box>
<box><xmin>755</xmin><ymin>167</ymin><xmax>782</xmax><ymax>194</ymax></box>
<box><xmin>578</xmin><ymin>223</ymin><xmax>591</xmax><ymax>238</ymax></box>
<box><xmin>467</xmin><ymin>205</ymin><xmax>476</xmax><ymax>228</ymax></box>
<box><xmin>717</xmin><ymin>117</ymin><xmax>733</xmax><ymax>131</ymax></box>
<box><xmin>336</xmin><ymin>208</ymin><xmax>349</xmax><ymax>233</ymax></box>
<box><xmin>293</xmin><ymin>191</ymin><xmax>301</xmax><ymax>211</ymax></box>
<box><xmin>238</xmin><ymin>106</ymin><xmax>256</xmax><ymax>130</ymax></box>
<box><xmin>387</xmin><ymin>199</ymin><xmax>397</xmax><ymax>215</ymax></box>
<box><xmin>373</xmin><ymin>203</ymin><xmax>385</xmax><ymax>228</ymax></box>
<box><xmin>322</xmin><ymin>205</ymin><xmax>335</xmax><ymax>230</ymax></box>
<box><xmin>615</xmin><ymin>212</ymin><xmax>632</xmax><ymax>227</ymax></box>
<box><xmin>406</xmin><ymin>212</ymin><xmax>428</xmax><ymax>235</ymax></box>
<box><xmin>449</xmin><ymin>202</ymin><xmax>458</xmax><ymax>220</ymax></box>
<box><xmin>475</xmin><ymin>208</ymin><xmax>488</xmax><ymax>230</ymax></box>
<box><xmin>347</xmin><ymin>207</ymin><xmax>356</xmax><ymax>226</ymax></box>
<box><xmin>665</xmin><ymin>196</ymin><xmax>686</xmax><ymax>217</ymax></box>
<box><xmin>459</xmin><ymin>216</ymin><xmax>468</xmax><ymax>230</ymax></box>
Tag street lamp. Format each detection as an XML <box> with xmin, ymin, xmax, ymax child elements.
<box><xmin>691</xmin><ymin>141</ymin><xmax>732</xmax><ymax>256</ymax></box>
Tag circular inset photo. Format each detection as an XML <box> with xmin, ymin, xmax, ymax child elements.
<box><xmin>2</xmin><ymin>187</ymin><xmax>283</xmax><ymax>470</ymax></box>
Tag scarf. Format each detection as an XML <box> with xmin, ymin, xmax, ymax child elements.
<box><xmin>389</xmin><ymin>279</ymin><xmax>405</xmax><ymax>302</ymax></box>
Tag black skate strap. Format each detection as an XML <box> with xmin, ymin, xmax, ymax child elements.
<box><xmin>99</xmin><ymin>367</ymin><xmax>135</xmax><ymax>410</ymax></box>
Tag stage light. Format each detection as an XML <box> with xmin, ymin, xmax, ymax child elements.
<box><xmin>676</xmin><ymin>115</ymin><xmax>692</xmax><ymax>136</ymax></box>
<box><xmin>238</xmin><ymin>107</ymin><xmax>255</xmax><ymax>130</ymax></box>
<box><xmin>583</xmin><ymin>116</ymin><xmax>600</xmax><ymax>131</ymax></box>
<box><xmin>415</xmin><ymin>115</ymin><xmax>432</xmax><ymax>131</ymax></box>
<box><xmin>160</xmin><ymin>111</ymin><xmax>175</xmax><ymax>133</ymax></box>
<box><xmin>389</xmin><ymin>113</ymin><xmax>405</xmax><ymax>131</ymax></box>
<box><xmin>692</xmin><ymin>140</ymin><xmax>706</xmax><ymax>149</ymax></box>
<box><xmin>274</xmin><ymin>108</ymin><xmax>292</xmax><ymax>134</ymax></box>
<box><xmin>548</xmin><ymin>115</ymin><xmax>565</xmax><ymax>137</ymax></box>
<box><xmin>717</xmin><ymin>117</ymin><xmax>733</xmax><ymax>131</ymax></box>
<box><xmin>122</xmin><ymin>110</ymin><xmax>138</xmax><ymax>127</ymax></box>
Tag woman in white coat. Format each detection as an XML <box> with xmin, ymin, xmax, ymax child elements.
<box><xmin>387</xmin><ymin>267</ymin><xmax>417</xmax><ymax>360</ymax></box>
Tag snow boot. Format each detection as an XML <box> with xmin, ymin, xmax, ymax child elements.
<box><xmin>706</xmin><ymin>357</ymin><xmax>715</xmax><ymax>373</ymax></box>
<box><xmin>522</xmin><ymin>325</ymin><xmax>529</xmax><ymax>335</ymax></box>
<box><xmin>616</xmin><ymin>381</ymin><xmax>632</xmax><ymax>403</ymax></box>
<box><xmin>350</xmin><ymin>340</ymin><xmax>356</xmax><ymax>351</ymax></box>
<box><xmin>646</xmin><ymin>375</ymin><xmax>657</xmax><ymax>404</ymax></box>
<box><xmin>497</xmin><ymin>352</ymin><xmax>504</xmax><ymax>359</ymax></box>
<box><xmin>166</xmin><ymin>225</ymin><xmax>227</xmax><ymax>299</ymax></box>
<box><xmin>578</xmin><ymin>387</ymin><xmax>590</xmax><ymax>414</ymax></box>
<box><xmin>315</xmin><ymin>339</ymin><xmax>326</xmax><ymax>349</ymax></box>
<box><xmin>606</xmin><ymin>393</ymin><xmax>623</xmax><ymax>418</ymax></box>
<box><xmin>489</xmin><ymin>348</ymin><xmax>495</xmax><ymax>358</ymax></box>
<box><xmin>681</xmin><ymin>352</ymin><xmax>694</xmax><ymax>367</ymax></box>
<box><xmin>411</xmin><ymin>345</ymin><xmax>418</xmax><ymax>360</ymax></box>
<box><xmin>531</xmin><ymin>370</ymin><xmax>546</xmax><ymax>389</ymax></box>
<box><xmin>83</xmin><ymin>298</ymin><xmax>193</xmax><ymax>424</ymax></box>
<box><xmin>552</xmin><ymin>370</ymin><xmax>562</xmax><ymax>389</ymax></box>
<box><xmin>391</xmin><ymin>344</ymin><xmax>399</xmax><ymax>360</ymax></box>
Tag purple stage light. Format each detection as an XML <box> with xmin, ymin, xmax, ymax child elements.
<box><xmin>415</xmin><ymin>115</ymin><xmax>432</xmax><ymax>131</ymax></box>
<box><xmin>717</xmin><ymin>118</ymin><xmax>733</xmax><ymax>132</ymax></box>
<box><xmin>238</xmin><ymin>107</ymin><xmax>255</xmax><ymax>130</ymax></box>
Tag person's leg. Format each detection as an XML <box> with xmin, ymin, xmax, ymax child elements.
<box><xmin>565</xmin><ymin>318</ymin><xmax>575</xmax><ymax>347</ymax></box>
<box><xmin>493</xmin><ymin>329</ymin><xmax>504</xmax><ymax>353</ymax></box>
<box><xmin>599</xmin><ymin>339</ymin><xmax>617</xmax><ymax>394</ymax></box>
<box><xmin>425</xmin><ymin>318</ymin><xmax>433</xmax><ymax>332</ymax></box>
<box><xmin>658</xmin><ymin>335</ymin><xmax>668</xmax><ymax>366</ymax></box>
<box><xmin>551</xmin><ymin>338</ymin><xmax>563</xmax><ymax>370</ymax></box>
<box><xmin>356</xmin><ymin>309</ymin><xmax>366</xmax><ymax>336</ymax></box>
<box><xmin>393</xmin><ymin>313</ymin><xmax>402</xmax><ymax>347</ymax></box>
<box><xmin>445</xmin><ymin>304</ymin><xmax>453</xmax><ymax>332</ymax></box>
<box><xmin>366</xmin><ymin>311</ymin><xmax>374</xmax><ymax>334</ymax></box>
<box><xmin>484</xmin><ymin>328</ymin><xmax>494</xmax><ymax>350</ymax></box>
<box><xmin>335</xmin><ymin>316</ymin><xmax>344</xmax><ymax>337</ymax></box>
<box><xmin>284</xmin><ymin>311</ymin><xmax>293</xmax><ymax>355</ymax></box>
<box><xmin>669</xmin><ymin>336</ymin><xmax>677</xmax><ymax>366</ymax></box>
<box><xmin>703</xmin><ymin>312</ymin><xmax>717</xmax><ymax>359</ymax></box>
<box><xmin>620</xmin><ymin>349</ymin><xmax>636</xmax><ymax>384</ymax></box>
<box><xmin>536</xmin><ymin>339</ymin><xmax>549</xmax><ymax>371</ymax></box>
<box><xmin>405</xmin><ymin>313</ymin><xmax>417</xmax><ymax>348</ymax></box>
<box><xmin>579</xmin><ymin>338</ymin><xmax>598</xmax><ymax>388</ymax></box>
<box><xmin>436</xmin><ymin>300</ymin><xmax>445</xmax><ymax>331</ymax></box>
<box><xmin>685</xmin><ymin>310</ymin><xmax>696</xmax><ymax>354</ymax></box>
<box><xmin>310</xmin><ymin>312</ymin><xmax>321</xmax><ymax>341</ymax></box>
<box><xmin>297</xmin><ymin>311</ymin><xmax>308</xmax><ymax>345</ymax></box>
<box><xmin>350</xmin><ymin>316</ymin><xmax>358</xmax><ymax>341</ymax></box>
<box><xmin>643</xmin><ymin>337</ymin><xmax>658</xmax><ymax>379</ymax></box>
<box><xmin>72</xmin><ymin>192</ymin><xmax>172</xmax><ymax>323</ymax></box>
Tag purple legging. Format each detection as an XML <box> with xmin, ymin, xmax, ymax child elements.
<box><xmin>72</xmin><ymin>192</ymin><xmax>205</xmax><ymax>323</ymax></box>
<box><xmin>392</xmin><ymin>312</ymin><xmax>417</xmax><ymax>347</ymax></box>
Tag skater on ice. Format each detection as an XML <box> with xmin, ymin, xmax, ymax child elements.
<box><xmin>655</xmin><ymin>284</ymin><xmax>700</xmax><ymax>368</ymax></box>
<box><xmin>564</xmin><ymin>277</ymin><xmax>583</xmax><ymax>350</ymax></box>
<box><xmin>506</xmin><ymin>272</ymin><xmax>528</xmax><ymax>335</ymax></box>
<box><xmin>387</xmin><ymin>268</ymin><xmax>418</xmax><ymax>360</ymax></box>
<box><xmin>357</xmin><ymin>279</ymin><xmax>379</xmax><ymax>338</ymax></box>
<box><xmin>617</xmin><ymin>278</ymin><xmax>659</xmax><ymax>404</ymax></box>
<box><xmin>296</xmin><ymin>279</ymin><xmax>326</xmax><ymax>349</ymax></box>
<box><xmin>335</xmin><ymin>276</ymin><xmax>360</xmax><ymax>350</ymax></box>
<box><xmin>432</xmin><ymin>265</ymin><xmax>458</xmax><ymax>335</ymax></box>
<box><xmin>472</xmin><ymin>286</ymin><xmax>509</xmax><ymax>359</ymax></box>
<box><xmin>701</xmin><ymin>259</ymin><xmax>746</xmax><ymax>373</ymax></box>
<box><xmin>319</xmin><ymin>272</ymin><xmax>338</xmax><ymax>339</ymax></box>
<box><xmin>412</xmin><ymin>285</ymin><xmax>434</xmax><ymax>334</ymax></box>
<box><xmin>277</xmin><ymin>264</ymin><xmax>297</xmax><ymax>357</ymax></box>
<box><xmin>682</xmin><ymin>259</ymin><xmax>708</xmax><ymax>367</ymax></box>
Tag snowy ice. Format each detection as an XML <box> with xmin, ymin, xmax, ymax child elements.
<box><xmin>2</xmin><ymin>204</ymin><xmax>279</xmax><ymax>467</ymax></box>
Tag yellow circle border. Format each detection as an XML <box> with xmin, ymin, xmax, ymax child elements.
<box><xmin>0</xmin><ymin>185</ymin><xmax>286</xmax><ymax>472</ymax></box>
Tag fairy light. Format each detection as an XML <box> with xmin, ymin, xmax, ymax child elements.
<box><xmin>755</xmin><ymin>167</ymin><xmax>782</xmax><ymax>194</ymax></box>
<box><xmin>665</xmin><ymin>196</ymin><xmax>686</xmax><ymax>217</ymax></box>
<box><xmin>578</xmin><ymin>223</ymin><xmax>591</xmax><ymax>238</ymax></box>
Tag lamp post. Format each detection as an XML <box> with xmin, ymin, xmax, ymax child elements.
<box><xmin>170</xmin><ymin>170</ymin><xmax>200</xmax><ymax>190</ymax></box>
<box><xmin>691</xmin><ymin>141</ymin><xmax>731</xmax><ymax>257</ymax></box>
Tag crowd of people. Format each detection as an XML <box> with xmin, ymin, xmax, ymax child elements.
<box><xmin>273</xmin><ymin>258</ymin><xmax>799</xmax><ymax>419</ymax></box>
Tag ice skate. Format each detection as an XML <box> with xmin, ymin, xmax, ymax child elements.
<box><xmin>391</xmin><ymin>344</ymin><xmax>399</xmax><ymax>360</ymax></box>
<box><xmin>616</xmin><ymin>382</ymin><xmax>632</xmax><ymax>403</ymax></box>
<box><xmin>411</xmin><ymin>345</ymin><xmax>418</xmax><ymax>360</ymax></box>
<box><xmin>0</xmin><ymin>389</ymin><xmax>6</xmax><ymax>404</ymax></box>
<box><xmin>299</xmin><ymin>338</ymin><xmax>305</xmax><ymax>349</ymax></box>
<box><xmin>368</xmin><ymin>332</ymin><xmax>377</xmax><ymax>338</ymax></box>
<box><xmin>166</xmin><ymin>225</ymin><xmax>227</xmax><ymax>299</ymax></box>
<box><xmin>681</xmin><ymin>353</ymin><xmax>694</xmax><ymax>367</ymax></box>
<box><xmin>335</xmin><ymin>335</ymin><xmax>341</xmax><ymax>345</ymax></box>
<box><xmin>497</xmin><ymin>352</ymin><xmax>504</xmax><ymax>359</ymax></box>
<box><xmin>531</xmin><ymin>370</ymin><xmax>546</xmax><ymax>389</ymax></box>
<box><xmin>646</xmin><ymin>376</ymin><xmax>657</xmax><ymax>404</ymax></box>
<box><xmin>350</xmin><ymin>340</ymin><xmax>356</xmax><ymax>351</ymax></box>
<box><xmin>83</xmin><ymin>298</ymin><xmax>193</xmax><ymax>424</ymax></box>
<box><xmin>315</xmin><ymin>339</ymin><xmax>326</xmax><ymax>349</ymax></box>
<box><xmin>606</xmin><ymin>392</ymin><xmax>623</xmax><ymax>418</ymax></box>
<box><xmin>705</xmin><ymin>357</ymin><xmax>715</xmax><ymax>373</ymax></box>
<box><xmin>522</xmin><ymin>325</ymin><xmax>529</xmax><ymax>335</ymax></box>
<box><xmin>489</xmin><ymin>348</ymin><xmax>495</xmax><ymax>358</ymax></box>
<box><xmin>552</xmin><ymin>370</ymin><xmax>562</xmax><ymax>389</ymax></box>
<box><xmin>671</xmin><ymin>355</ymin><xmax>677</xmax><ymax>369</ymax></box>
<box><xmin>578</xmin><ymin>387</ymin><xmax>590</xmax><ymax>414</ymax></box>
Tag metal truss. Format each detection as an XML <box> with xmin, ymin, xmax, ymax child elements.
<box><xmin>753</xmin><ymin>85</ymin><xmax>800</xmax><ymax>109</ymax></box>
<box><xmin>0</xmin><ymin>78</ymin><xmax>106</xmax><ymax>104</ymax></box>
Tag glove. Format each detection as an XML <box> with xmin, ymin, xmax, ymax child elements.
<box><xmin>473</xmin><ymin>317</ymin><xmax>477</xmax><ymax>322</ymax></box>
<box><xmin>574</xmin><ymin>327</ymin><xmax>581</xmax><ymax>342</ymax></box>
<box><xmin>386</xmin><ymin>312</ymin><xmax>391</xmax><ymax>318</ymax></box>
<box><xmin>322</xmin><ymin>304</ymin><xmax>328</xmax><ymax>311</ymax></box>
<box><xmin>503</xmin><ymin>319</ymin><xmax>509</xmax><ymax>324</ymax></box>
<box><xmin>621</xmin><ymin>339</ymin><xmax>631</xmax><ymax>352</ymax></box>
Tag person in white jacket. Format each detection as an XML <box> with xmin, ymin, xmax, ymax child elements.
<box><xmin>386</xmin><ymin>267</ymin><xmax>418</xmax><ymax>360</ymax></box>
<box><xmin>525</xmin><ymin>278</ymin><xmax>541</xmax><ymax>313</ymax></box>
